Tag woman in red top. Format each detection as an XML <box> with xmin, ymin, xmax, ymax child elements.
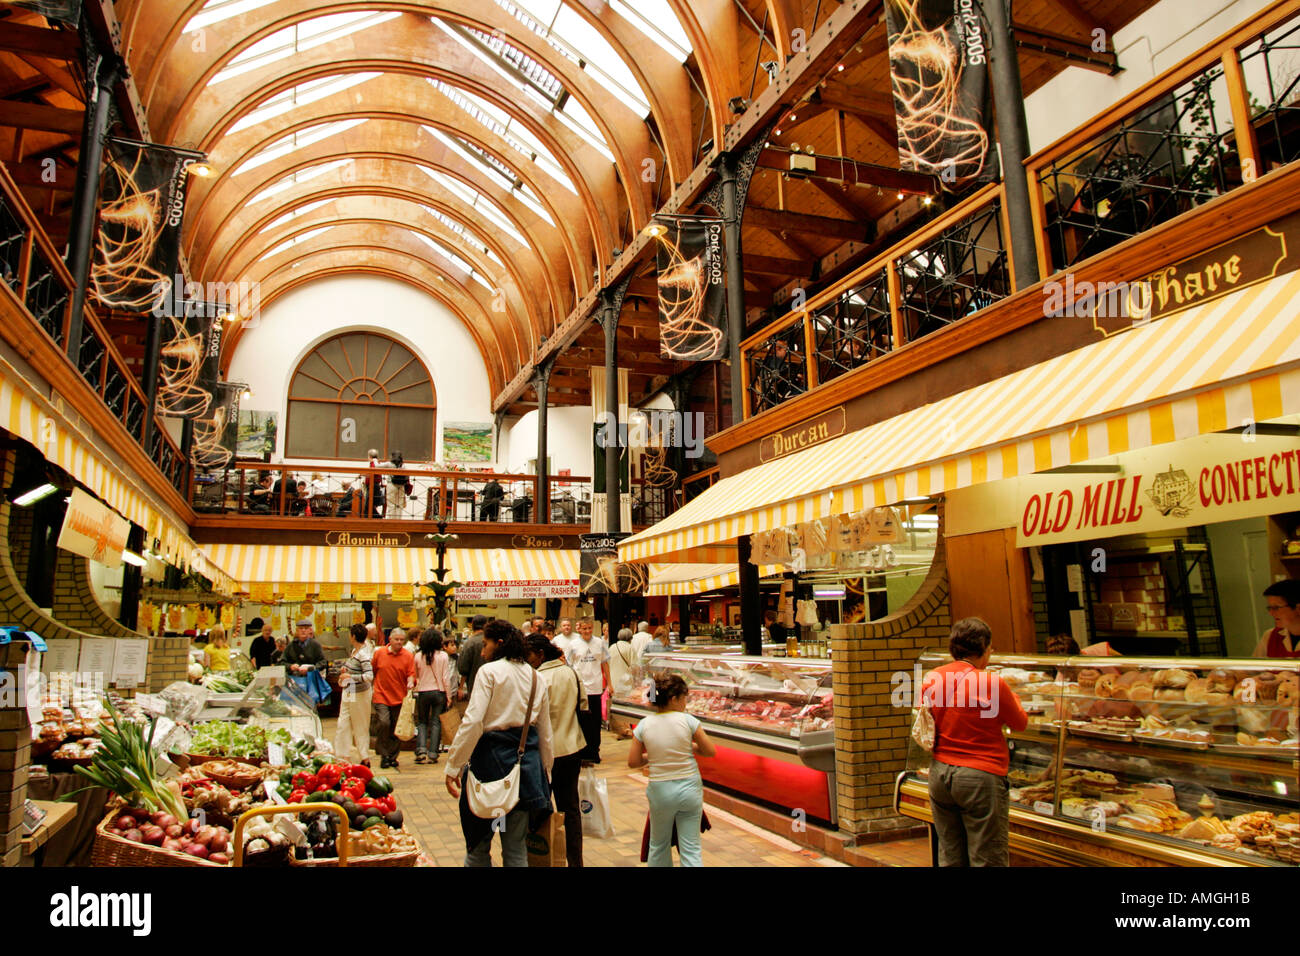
<box><xmin>921</xmin><ymin>617</ymin><xmax>1028</xmax><ymax>867</ymax></box>
<box><xmin>1254</xmin><ymin>580</ymin><xmax>1300</xmax><ymax>658</ymax></box>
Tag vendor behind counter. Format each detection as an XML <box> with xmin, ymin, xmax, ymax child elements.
<box><xmin>1257</xmin><ymin>580</ymin><xmax>1300</xmax><ymax>659</ymax></box>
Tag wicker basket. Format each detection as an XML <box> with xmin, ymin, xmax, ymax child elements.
<box><xmin>91</xmin><ymin>807</ymin><xmax>227</xmax><ymax>868</ymax></box>
<box><xmin>198</xmin><ymin>761</ymin><xmax>266</xmax><ymax>791</ymax></box>
<box><xmin>185</xmin><ymin>752</ymin><xmax>263</xmax><ymax>768</ymax></box>
<box><xmin>289</xmin><ymin>846</ymin><xmax>419</xmax><ymax>867</ymax></box>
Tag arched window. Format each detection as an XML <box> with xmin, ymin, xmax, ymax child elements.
<box><xmin>285</xmin><ymin>332</ymin><xmax>435</xmax><ymax>460</ymax></box>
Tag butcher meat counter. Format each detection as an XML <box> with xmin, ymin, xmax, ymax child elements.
<box><xmin>895</xmin><ymin>650</ymin><xmax>1299</xmax><ymax>866</ymax></box>
<box><xmin>612</xmin><ymin>652</ymin><xmax>837</xmax><ymax>824</ymax></box>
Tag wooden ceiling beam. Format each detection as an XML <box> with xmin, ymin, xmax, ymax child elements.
<box><xmin>754</xmin><ymin>150</ymin><xmax>935</xmax><ymax>194</ymax></box>
<box><xmin>0</xmin><ymin>23</ymin><xmax>80</xmax><ymax>60</ymax></box>
<box><xmin>0</xmin><ymin>99</ymin><xmax>82</xmax><ymax>135</ymax></box>
<box><xmin>745</xmin><ymin>205</ymin><xmax>869</xmax><ymax>240</ymax></box>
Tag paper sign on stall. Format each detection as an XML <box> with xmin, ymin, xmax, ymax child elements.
<box><xmin>249</xmin><ymin>583</ymin><xmax>273</xmax><ymax>603</ymax></box>
<box><xmin>317</xmin><ymin>583</ymin><xmax>343</xmax><ymax>601</ymax></box>
<box><xmin>281</xmin><ymin>582</ymin><xmax>308</xmax><ymax>602</ymax></box>
<box><xmin>77</xmin><ymin>638</ymin><xmax>117</xmax><ymax>679</ymax></box>
<box><xmin>111</xmin><ymin>639</ymin><xmax>149</xmax><ymax>688</ymax></box>
<box><xmin>391</xmin><ymin>583</ymin><xmax>413</xmax><ymax>601</ymax></box>
<box><xmin>42</xmin><ymin>639</ymin><xmax>81</xmax><ymax>674</ymax></box>
<box><xmin>353</xmin><ymin>584</ymin><xmax>379</xmax><ymax>601</ymax></box>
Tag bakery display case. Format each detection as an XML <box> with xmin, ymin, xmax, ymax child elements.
<box><xmin>612</xmin><ymin>652</ymin><xmax>837</xmax><ymax>823</ymax></box>
<box><xmin>896</xmin><ymin>650</ymin><xmax>1299</xmax><ymax>866</ymax></box>
<box><xmin>196</xmin><ymin>673</ymin><xmax>322</xmax><ymax>740</ymax></box>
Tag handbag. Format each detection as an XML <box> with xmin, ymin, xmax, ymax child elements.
<box><xmin>911</xmin><ymin>700</ymin><xmax>935</xmax><ymax>753</ymax></box>
<box><xmin>394</xmin><ymin>692</ymin><xmax>416</xmax><ymax>741</ymax></box>
<box><xmin>465</xmin><ymin>670</ymin><xmax>537</xmax><ymax>820</ymax></box>
<box><xmin>439</xmin><ymin>707</ymin><xmax>461</xmax><ymax>745</ymax></box>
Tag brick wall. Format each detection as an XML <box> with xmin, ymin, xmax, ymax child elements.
<box><xmin>831</xmin><ymin>506</ymin><xmax>951</xmax><ymax>838</ymax></box>
<box><xmin>0</xmin><ymin>450</ymin><xmax>189</xmax><ymax>693</ymax></box>
<box><xmin>0</xmin><ymin>636</ymin><xmax>32</xmax><ymax>868</ymax></box>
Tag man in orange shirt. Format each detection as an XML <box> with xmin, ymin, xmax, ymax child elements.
<box><xmin>372</xmin><ymin>627</ymin><xmax>416</xmax><ymax>769</ymax></box>
<box><xmin>921</xmin><ymin>617</ymin><xmax>1028</xmax><ymax>867</ymax></box>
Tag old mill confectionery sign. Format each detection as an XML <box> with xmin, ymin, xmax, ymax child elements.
<box><xmin>759</xmin><ymin>406</ymin><xmax>846</xmax><ymax>462</ymax></box>
<box><xmin>1016</xmin><ymin>435</ymin><xmax>1300</xmax><ymax>547</ymax></box>
<box><xmin>56</xmin><ymin>488</ymin><xmax>130</xmax><ymax>567</ymax></box>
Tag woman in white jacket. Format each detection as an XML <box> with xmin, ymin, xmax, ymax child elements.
<box><xmin>334</xmin><ymin>623</ymin><xmax>373</xmax><ymax>764</ymax></box>
<box><xmin>526</xmin><ymin>634</ymin><xmax>587</xmax><ymax>866</ymax></box>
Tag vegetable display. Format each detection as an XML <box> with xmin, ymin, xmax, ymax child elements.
<box><xmin>186</xmin><ymin>721</ymin><xmax>289</xmax><ymax>759</ymax></box>
<box><xmin>102</xmin><ymin>809</ymin><xmax>234</xmax><ymax>864</ymax></box>
<box><xmin>65</xmin><ymin>706</ymin><xmax>187</xmax><ymax>821</ymax></box>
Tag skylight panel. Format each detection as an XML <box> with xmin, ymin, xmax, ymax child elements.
<box><xmin>211</xmin><ymin>13</ymin><xmax>399</xmax><ymax>84</ymax></box>
<box><xmin>263</xmin><ymin>199</ymin><xmax>333</xmax><ymax>231</ymax></box>
<box><xmin>234</xmin><ymin>119</ymin><xmax>367</xmax><ymax>175</ymax></box>
<box><xmin>185</xmin><ymin>0</ymin><xmax>277</xmax><ymax>33</ymax></box>
<box><xmin>413</xmin><ymin>234</ymin><xmax>493</xmax><ymax>290</ymax></box>
<box><xmin>417</xmin><ymin>166</ymin><xmax>529</xmax><ymax>246</ymax></box>
<box><xmin>551</xmin><ymin>5</ymin><xmax>650</xmax><ymax>116</ymax></box>
<box><xmin>425</xmin><ymin>129</ymin><xmax>554</xmax><ymax>225</ymax></box>
<box><xmin>260</xmin><ymin>226</ymin><xmax>333</xmax><ymax>261</ymax></box>
<box><xmin>421</xmin><ymin>205</ymin><xmax>498</xmax><ymax>260</ymax></box>
<box><xmin>557</xmin><ymin>97</ymin><xmax>614</xmax><ymax>161</ymax></box>
<box><xmin>229</xmin><ymin>73</ymin><xmax>379</xmax><ymax>133</ymax></box>
<box><xmin>609</xmin><ymin>0</ymin><xmax>692</xmax><ymax>62</ymax></box>
<box><xmin>247</xmin><ymin>160</ymin><xmax>352</xmax><ymax>204</ymax></box>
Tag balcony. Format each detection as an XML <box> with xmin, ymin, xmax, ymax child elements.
<box><xmin>738</xmin><ymin>1</ymin><xmax>1300</xmax><ymax>423</ymax></box>
<box><xmin>0</xmin><ymin>163</ymin><xmax>187</xmax><ymax>503</ymax></box>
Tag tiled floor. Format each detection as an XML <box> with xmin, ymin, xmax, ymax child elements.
<box><xmin>328</xmin><ymin>719</ymin><xmax>848</xmax><ymax>867</ymax></box>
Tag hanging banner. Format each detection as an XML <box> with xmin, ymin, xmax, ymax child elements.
<box><xmin>56</xmin><ymin>487</ymin><xmax>130</xmax><ymax>568</ymax></box>
<box><xmin>396</xmin><ymin>607</ymin><xmax>417</xmax><ymax>628</ymax></box>
<box><xmin>318</xmin><ymin>582</ymin><xmax>343</xmax><ymax>602</ymax></box>
<box><xmin>885</xmin><ymin>0</ymin><xmax>998</xmax><ymax>190</ymax></box>
<box><xmin>390</xmin><ymin>583</ymin><xmax>414</xmax><ymax>602</ymax></box>
<box><xmin>156</xmin><ymin>302</ymin><xmax>224</xmax><ymax>418</ymax></box>
<box><xmin>280</xmin><ymin>583</ymin><xmax>307</xmax><ymax>602</ymax></box>
<box><xmin>92</xmin><ymin>138</ymin><xmax>193</xmax><ymax>311</ymax></box>
<box><xmin>655</xmin><ymin>216</ymin><xmax>726</xmax><ymax>361</ymax></box>
<box><xmin>191</xmin><ymin>382</ymin><xmax>240</xmax><ymax>469</ymax></box>
<box><xmin>9</xmin><ymin>1</ymin><xmax>80</xmax><ymax>25</ymax></box>
<box><xmin>248</xmin><ymin>583</ymin><xmax>273</xmax><ymax>603</ymax></box>
<box><xmin>579</xmin><ymin>533</ymin><xmax>646</xmax><ymax>596</ymax></box>
<box><xmin>353</xmin><ymin>583</ymin><xmax>379</xmax><ymax>601</ymax></box>
<box><xmin>220</xmin><ymin>604</ymin><xmax>235</xmax><ymax>629</ymax></box>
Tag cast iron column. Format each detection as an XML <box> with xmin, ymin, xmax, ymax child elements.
<box><xmin>986</xmin><ymin>0</ymin><xmax>1041</xmax><ymax>290</ymax></box>
<box><xmin>534</xmin><ymin>359</ymin><xmax>552</xmax><ymax>523</ymax></box>
<box><xmin>717</xmin><ymin>156</ymin><xmax>747</xmax><ymax>420</ymax></box>
<box><xmin>65</xmin><ymin>57</ymin><xmax>120</xmax><ymax>365</ymax></box>
<box><xmin>119</xmin><ymin>524</ymin><xmax>144</xmax><ymax>629</ymax></box>
<box><xmin>599</xmin><ymin>290</ymin><xmax>621</xmax><ymax>535</ymax></box>
<box><xmin>737</xmin><ymin>535</ymin><xmax>762</xmax><ymax>656</ymax></box>
<box><xmin>140</xmin><ymin>310</ymin><xmax>163</xmax><ymax>448</ymax></box>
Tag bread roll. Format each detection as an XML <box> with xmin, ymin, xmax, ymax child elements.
<box><xmin>1155</xmin><ymin>689</ymin><xmax>1186</xmax><ymax>701</ymax></box>
<box><xmin>1115</xmin><ymin>670</ymin><xmax>1144</xmax><ymax>689</ymax></box>
<box><xmin>1078</xmin><ymin>669</ymin><xmax>1100</xmax><ymax>690</ymax></box>
<box><xmin>1154</xmin><ymin>668</ymin><xmax>1194</xmax><ymax>689</ymax></box>
<box><xmin>1096</xmin><ymin>674</ymin><xmax>1118</xmax><ymax>698</ymax></box>
<box><xmin>1275</xmin><ymin>682</ymin><xmax>1298</xmax><ymax>707</ymax></box>
<box><xmin>1185</xmin><ymin>678</ymin><xmax>1209</xmax><ymax>703</ymax></box>
<box><xmin>1129</xmin><ymin>684</ymin><xmax>1153</xmax><ymax>701</ymax></box>
<box><xmin>1207</xmin><ymin>668</ymin><xmax>1237</xmax><ymax>694</ymax></box>
<box><xmin>1256</xmin><ymin>673</ymin><xmax>1280</xmax><ymax>701</ymax></box>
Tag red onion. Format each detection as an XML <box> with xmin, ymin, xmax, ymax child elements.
<box><xmin>207</xmin><ymin>852</ymin><xmax>229</xmax><ymax>865</ymax></box>
<box><xmin>140</xmin><ymin>825</ymin><xmax>166</xmax><ymax>846</ymax></box>
<box><xmin>123</xmin><ymin>829</ymin><xmax>143</xmax><ymax>843</ymax></box>
<box><xmin>115</xmin><ymin>815</ymin><xmax>136</xmax><ymax>831</ymax></box>
<box><xmin>183</xmin><ymin>843</ymin><xmax>209</xmax><ymax>858</ymax></box>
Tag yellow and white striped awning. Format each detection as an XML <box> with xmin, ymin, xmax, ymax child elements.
<box><xmin>647</xmin><ymin>563</ymin><xmax>783</xmax><ymax>596</ymax></box>
<box><xmin>622</xmin><ymin>270</ymin><xmax>1300</xmax><ymax>563</ymax></box>
<box><xmin>0</xmin><ymin>364</ymin><xmax>235</xmax><ymax>595</ymax></box>
<box><xmin>204</xmin><ymin>544</ymin><xmax>578</xmax><ymax>591</ymax></box>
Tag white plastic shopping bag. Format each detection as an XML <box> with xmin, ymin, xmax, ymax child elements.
<box><xmin>578</xmin><ymin>766</ymin><xmax>614</xmax><ymax>838</ymax></box>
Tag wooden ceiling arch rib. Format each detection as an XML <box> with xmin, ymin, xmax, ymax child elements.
<box><xmin>213</xmin><ymin>193</ymin><xmax>556</xmax><ymax>337</ymax></box>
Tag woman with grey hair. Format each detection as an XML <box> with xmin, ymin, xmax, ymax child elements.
<box><xmin>609</xmin><ymin>627</ymin><xmax>636</xmax><ymax>698</ymax></box>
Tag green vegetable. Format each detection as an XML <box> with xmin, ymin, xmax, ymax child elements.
<box><xmin>361</xmin><ymin>816</ymin><xmax>385</xmax><ymax>830</ymax></box>
<box><xmin>365</xmin><ymin>776</ymin><xmax>393</xmax><ymax>798</ymax></box>
<box><xmin>62</xmin><ymin>702</ymin><xmax>187</xmax><ymax>821</ymax></box>
<box><xmin>304</xmin><ymin>792</ymin><xmax>331</xmax><ymax>803</ymax></box>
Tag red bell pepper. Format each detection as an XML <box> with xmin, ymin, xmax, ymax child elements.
<box><xmin>291</xmin><ymin>771</ymin><xmax>317</xmax><ymax>792</ymax></box>
<box><xmin>315</xmin><ymin>763</ymin><xmax>343</xmax><ymax>787</ymax></box>
<box><xmin>355</xmin><ymin>797</ymin><xmax>383</xmax><ymax>815</ymax></box>
<box><xmin>289</xmin><ymin>788</ymin><xmax>308</xmax><ymax>804</ymax></box>
<box><xmin>345</xmin><ymin>763</ymin><xmax>373</xmax><ymax>783</ymax></box>
<box><xmin>379</xmin><ymin>794</ymin><xmax>396</xmax><ymax>815</ymax></box>
<box><xmin>339</xmin><ymin>776</ymin><xmax>366</xmax><ymax>801</ymax></box>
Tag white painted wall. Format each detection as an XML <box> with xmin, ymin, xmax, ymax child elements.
<box><xmin>498</xmin><ymin>391</ymin><xmax>678</xmax><ymax>477</ymax></box>
<box><xmin>1024</xmin><ymin>0</ymin><xmax>1276</xmax><ymax>153</ymax></box>
<box><xmin>226</xmin><ymin>275</ymin><xmax>493</xmax><ymax>466</ymax></box>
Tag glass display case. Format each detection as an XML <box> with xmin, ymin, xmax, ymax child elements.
<box><xmin>613</xmin><ymin>651</ymin><xmax>837</xmax><ymax>822</ymax></box>
<box><xmin>896</xmin><ymin>650</ymin><xmax>1299</xmax><ymax>867</ymax></box>
<box><xmin>195</xmin><ymin>673</ymin><xmax>322</xmax><ymax>740</ymax></box>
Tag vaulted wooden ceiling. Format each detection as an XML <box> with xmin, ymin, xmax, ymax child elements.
<box><xmin>1</xmin><ymin>0</ymin><xmax>1160</xmax><ymax>415</ymax></box>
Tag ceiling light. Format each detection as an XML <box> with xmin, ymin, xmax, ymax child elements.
<box><xmin>187</xmin><ymin>161</ymin><xmax>214</xmax><ymax>177</ymax></box>
<box><xmin>922</xmin><ymin>196</ymin><xmax>933</xmax><ymax>206</ymax></box>
<box><xmin>837</xmin><ymin>63</ymin><xmax>845</xmax><ymax>72</ymax></box>
<box><xmin>897</xmin><ymin>192</ymin><xmax>905</xmax><ymax>201</ymax></box>
<box><xmin>903</xmin><ymin>496</ymin><xmax>930</xmax><ymax>503</ymax></box>
<box><xmin>242</xmin><ymin>387</ymin><xmax>252</xmax><ymax>400</ymax></box>
<box><xmin>121</xmin><ymin>550</ymin><xmax>147</xmax><ymax>567</ymax></box>
<box><xmin>644</xmin><ymin>222</ymin><xmax>667</xmax><ymax>239</ymax></box>
<box><xmin>13</xmin><ymin>483</ymin><xmax>57</xmax><ymax>506</ymax></box>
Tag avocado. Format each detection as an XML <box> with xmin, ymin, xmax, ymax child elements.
<box><xmin>361</xmin><ymin>815</ymin><xmax>385</xmax><ymax>830</ymax></box>
<box><xmin>383</xmin><ymin>809</ymin><xmax>404</xmax><ymax>828</ymax></box>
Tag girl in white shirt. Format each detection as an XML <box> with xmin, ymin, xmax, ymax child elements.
<box><xmin>627</xmin><ymin>673</ymin><xmax>716</xmax><ymax>866</ymax></box>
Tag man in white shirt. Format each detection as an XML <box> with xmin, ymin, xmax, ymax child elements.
<box><xmin>569</xmin><ymin>618</ymin><xmax>610</xmax><ymax>763</ymax></box>
<box><xmin>630</xmin><ymin>620</ymin><xmax>654</xmax><ymax>660</ymax></box>
<box><xmin>553</xmin><ymin>618</ymin><xmax>577</xmax><ymax>657</ymax></box>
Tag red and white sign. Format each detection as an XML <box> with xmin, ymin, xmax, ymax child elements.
<box><xmin>455</xmin><ymin>579</ymin><xmax>580</xmax><ymax>600</ymax></box>
<box><xmin>1016</xmin><ymin>436</ymin><xmax>1300</xmax><ymax>547</ymax></box>
<box><xmin>56</xmin><ymin>488</ymin><xmax>130</xmax><ymax>567</ymax></box>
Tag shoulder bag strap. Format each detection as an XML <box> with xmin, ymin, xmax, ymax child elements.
<box><xmin>518</xmin><ymin>670</ymin><xmax>537</xmax><ymax>756</ymax></box>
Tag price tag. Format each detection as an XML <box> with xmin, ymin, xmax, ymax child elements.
<box><xmin>115</xmin><ymin>676</ymin><xmax>138</xmax><ymax>690</ymax></box>
<box><xmin>264</xmin><ymin>780</ymin><xmax>287</xmax><ymax>805</ymax></box>
<box><xmin>276</xmin><ymin>815</ymin><xmax>307</xmax><ymax>845</ymax></box>
<box><xmin>1033</xmin><ymin>800</ymin><xmax>1055</xmax><ymax>816</ymax></box>
<box><xmin>154</xmin><ymin>752</ymin><xmax>180</xmax><ymax>780</ymax></box>
<box><xmin>267</xmin><ymin>742</ymin><xmax>286</xmax><ymax>766</ymax></box>
<box><xmin>22</xmin><ymin>800</ymin><xmax>48</xmax><ymax>835</ymax></box>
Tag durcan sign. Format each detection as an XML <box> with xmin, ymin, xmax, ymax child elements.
<box><xmin>1016</xmin><ymin>438</ymin><xmax>1300</xmax><ymax>547</ymax></box>
<box><xmin>56</xmin><ymin>488</ymin><xmax>130</xmax><ymax>567</ymax></box>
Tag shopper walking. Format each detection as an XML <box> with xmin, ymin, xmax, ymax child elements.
<box><xmin>568</xmin><ymin>618</ymin><xmax>610</xmax><ymax>763</ymax></box>
<box><xmin>609</xmin><ymin>627</ymin><xmax>636</xmax><ymax>698</ymax></box>
<box><xmin>334</xmin><ymin>623</ymin><xmax>374</xmax><ymax>764</ymax></box>
<box><xmin>413</xmin><ymin>628</ymin><xmax>453</xmax><ymax>764</ymax></box>
<box><xmin>630</xmin><ymin>620</ymin><xmax>653</xmax><ymax>660</ymax></box>
<box><xmin>458</xmin><ymin>614</ymin><xmax>488</xmax><ymax>694</ymax></box>
<box><xmin>526</xmin><ymin>633</ymin><xmax>586</xmax><ymax>866</ymax></box>
<box><xmin>627</xmin><ymin>673</ymin><xmax>716</xmax><ymax>867</ymax></box>
<box><xmin>445</xmin><ymin>621</ymin><xmax>553</xmax><ymax>867</ymax></box>
<box><xmin>387</xmin><ymin>450</ymin><xmax>408</xmax><ymax>518</ymax></box>
<box><xmin>922</xmin><ymin>617</ymin><xmax>1028</xmax><ymax>867</ymax></box>
<box><xmin>372</xmin><ymin>627</ymin><xmax>416</xmax><ymax>769</ymax></box>
<box><xmin>203</xmin><ymin>627</ymin><xmax>231</xmax><ymax>672</ymax></box>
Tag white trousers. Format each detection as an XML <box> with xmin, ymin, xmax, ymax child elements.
<box><xmin>334</xmin><ymin>686</ymin><xmax>373</xmax><ymax>762</ymax></box>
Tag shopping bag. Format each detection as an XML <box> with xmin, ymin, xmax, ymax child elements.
<box><xmin>526</xmin><ymin>812</ymin><xmax>567</xmax><ymax>867</ymax></box>
<box><xmin>394</xmin><ymin>693</ymin><xmax>416</xmax><ymax>741</ymax></box>
<box><xmin>439</xmin><ymin>706</ymin><xmax>462</xmax><ymax>746</ymax></box>
<box><xmin>601</xmin><ymin>689</ymin><xmax>610</xmax><ymax>722</ymax></box>
<box><xmin>911</xmin><ymin>702</ymin><xmax>934</xmax><ymax>752</ymax></box>
<box><xmin>578</xmin><ymin>766</ymin><xmax>614</xmax><ymax>838</ymax></box>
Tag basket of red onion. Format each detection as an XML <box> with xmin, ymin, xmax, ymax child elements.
<box><xmin>92</xmin><ymin>805</ymin><xmax>235</xmax><ymax>866</ymax></box>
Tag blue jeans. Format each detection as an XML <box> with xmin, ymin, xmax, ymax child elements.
<box><xmin>646</xmin><ymin>776</ymin><xmax>703</xmax><ymax>867</ymax></box>
<box><xmin>465</xmin><ymin>806</ymin><xmax>529</xmax><ymax>867</ymax></box>
<box><xmin>414</xmin><ymin>690</ymin><xmax>447</xmax><ymax>757</ymax></box>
